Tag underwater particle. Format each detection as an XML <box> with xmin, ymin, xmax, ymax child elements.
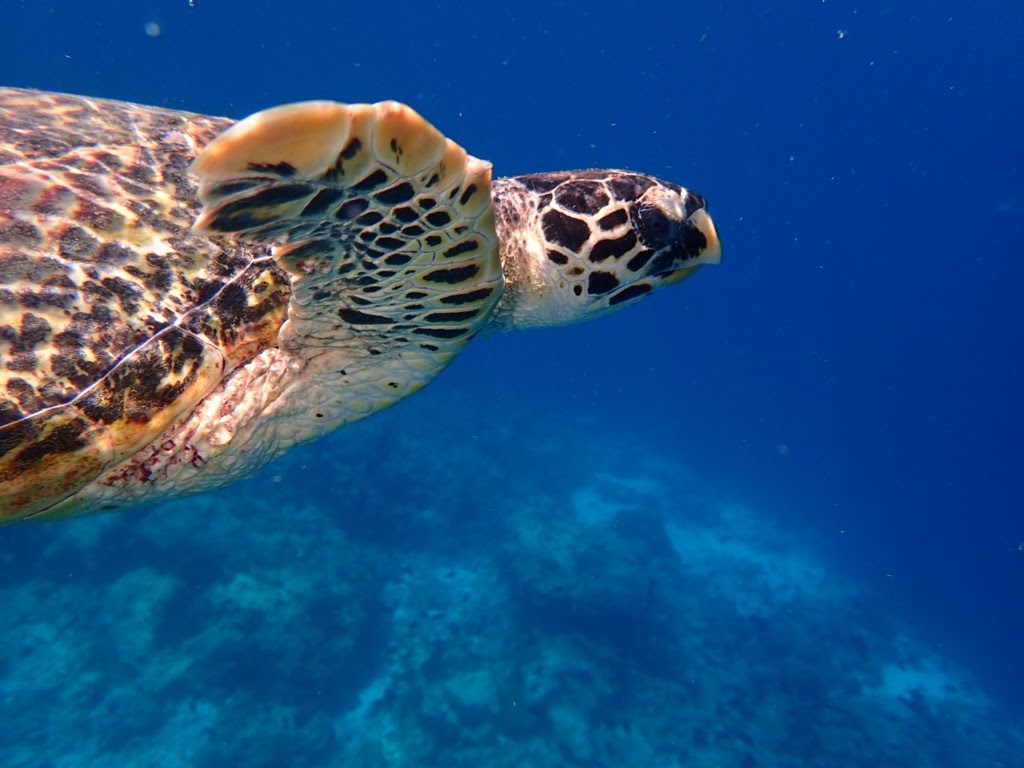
<box><xmin>144</xmin><ymin>21</ymin><xmax>161</xmax><ymax>36</ymax></box>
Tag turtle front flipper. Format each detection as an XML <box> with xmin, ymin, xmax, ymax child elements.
<box><xmin>192</xmin><ymin>100</ymin><xmax>503</xmax><ymax>428</ymax></box>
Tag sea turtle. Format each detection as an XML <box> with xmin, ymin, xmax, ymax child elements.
<box><xmin>0</xmin><ymin>88</ymin><xmax>720</xmax><ymax>522</ymax></box>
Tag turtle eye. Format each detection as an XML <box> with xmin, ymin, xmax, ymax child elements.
<box><xmin>632</xmin><ymin>201</ymin><xmax>677</xmax><ymax>249</ymax></box>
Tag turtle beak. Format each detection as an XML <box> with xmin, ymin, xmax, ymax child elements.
<box><xmin>686</xmin><ymin>205</ymin><xmax>722</xmax><ymax>266</ymax></box>
<box><xmin>656</xmin><ymin>200</ymin><xmax>721</xmax><ymax>287</ymax></box>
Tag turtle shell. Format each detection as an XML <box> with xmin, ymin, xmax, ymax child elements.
<box><xmin>0</xmin><ymin>89</ymin><xmax>290</xmax><ymax>520</ymax></box>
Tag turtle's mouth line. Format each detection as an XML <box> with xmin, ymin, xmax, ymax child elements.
<box><xmin>658</xmin><ymin>265</ymin><xmax>702</xmax><ymax>286</ymax></box>
<box><xmin>648</xmin><ymin>209</ymin><xmax>722</xmax><ymax>284</ymax></box>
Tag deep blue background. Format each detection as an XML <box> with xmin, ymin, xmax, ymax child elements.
<box><xmin>3</xmin><ymin>0</ymin><xmax>1022</xmax><ymax>714</ymax></box>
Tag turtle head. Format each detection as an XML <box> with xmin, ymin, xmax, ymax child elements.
<box><xmin>488</xmin><ymin>170</ymin><xmax>720</xmax><ymax>331</ymax></box>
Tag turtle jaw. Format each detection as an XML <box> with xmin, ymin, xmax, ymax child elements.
<box><xmin>658</xmin><ymin>206</ymin><xmax>722</xmax><ymax>287</ymax></box>
<box><xmin>686</xmin><ymin>206</ymin><xmax>722</xmax><ymax>266</ymax></box>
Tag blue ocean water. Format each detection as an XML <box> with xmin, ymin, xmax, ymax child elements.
<box><xmin>1</xmin><ymin>1</ymin><xmax>1022</xmax><ymax>765</ymax></box>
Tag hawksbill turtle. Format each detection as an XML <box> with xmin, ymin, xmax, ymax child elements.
<box><xmin>0</xmin><ymin>88</ymin><xmax>720</xmax><ymax>522</ymax></box>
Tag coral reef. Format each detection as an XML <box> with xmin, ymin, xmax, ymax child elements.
<box><xmin>0</xmin><ymin>389</ymin><xmax>1020</xmax><ymax>767</ymax></box>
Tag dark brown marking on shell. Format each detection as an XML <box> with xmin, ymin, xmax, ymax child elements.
<box><xmin>423</xmin><ymin>264</ymin><xmax>480</xmax><ymax>284</ymax></box>
<box><xmin>626</xmin><ymin>249</ymin><xmax>654</xmax><ymax>272</ymax></box>
<box><xmin>443</xmin><ymin>239</ymin><xmax>479</xmax><ymax>259</ymax></box>
<box><xmin>179</xmin><ymin>261</ymin><xmax>290</xmax><ymax>366</ymax></box>
<box><xmin>76</xmin><ymin>328</ymin><xmax>208</xmax><ymax>425</ymax></box>
<box><xmin>413</xmin><ymin>325</ymin><xmax>469</xmax><ymax>339</ymax></box>
<box><xmin>77</xmin><ymin>198</ymin><xmax>126</xmax><ymax>233</ymax></box>
<box><xmin>555</xmin><ymin>181</ymin><xmax>610</xmax><ymax>215</ymax></box>
<box><xmin>542</xmin><ymin>209</ymin><xmax>590</xmax><ymax>253</ymax></box>
<box><xmin>340</xmin><ymin>138</ymin><xmax>362</xmax><ymax>160</ymax></box>
<box><xmin>608</xmin><ymin>174</ymin><xmax>656</xmax><ymax>202</ymax></box>
<box><xmin>423</xmin><ymin>309</ymin><xmax>478</xmax><ymax>323</ymax></box>
<box><xmin>587</xmin><ymin>271</ymin><xmax>620</xmax><ymax>295</ymax></box>
<box><xmin>338</xmin><ymin>307</ymin><xmax>391</xmax><ymax>325</ymax></box>
<box><xmin>3</xmin><ymin>312</ymin><xmax>51</xmax><ymax>354</ymax></box>
<box><xmin>609</xmin><ymin>283</ymin><xmax>653</xmax><ymax>306</ymax></box>
<box><xmin>31</xmin><ymin>185</ymin><xmax>76</xmax><ymax>216</ymax></box>
<box><xmin>337</xmin><ymin>198</ymin><xmax>370</xmax><ymax>220</ymax></box>
<box><xmin>458</xmin><ymin>184</ymin><xmax>479</xmax><ymax>206</ymax></box>
<box><xmin>374</xmin><ymin>182</ymin><xmax>415</xmax><ymax>206</ymax></box>
<box><xmin>352</xmin><ymin>168</ymin><xmax>389</xmax><ymax>191</ymax></box>
<box><xmin>588</xmin><ymin>231</ymin><xmax>638</xmax><ymax>263</ymax></box>
<box><xmin>0</xmin><ymin>219</ymin><xmax>43</xmax><ymax>247</ymax></box>
<box><xmin>393</xmin><ymin>205</ymin><xmax>418</xmax><ymax>222</ymax></box>
<box><xmin>0</xmin><ymin>403</ymin><xmax>31</xmax><ymax>446</ymax></box>
<box><xmin>597</xmin><ymin>209</ymin><xmax>629</xmax><ymax>230</ymax></box>
<box><xmin>58</xmin><ymin>224</ymin><xmax>100</xmax><ymax>261</ymax></box>
<box><xmin>425</xmin><ymin>210</ymin><xmax>451</xmax><ymax>227</ymax></box>
<box><xmin>440</xmin><ymin>287</ymin><xmax>494</xmax><ymax>305</ymax></box>
<box><xmin>96</xmin><ymin>241</ymin><xmax>134</xmax><ymax>266</ymax></box>
<box><xmin>10</xmin><ymin>414</ymin><xmax>90</xmax><ymax>466</ymax></box>
<box><xmin>246</xmin><ymin>161</ymin><xmax>296</xmax><ymax>177</ymax></box>
<box><xmin>1</xmin><ymin>251</ymin><xmax>66</xmax><ymax>285</ymax></box>
<box><xmin>351</xmin><ymin>208</ymin><xmax>381</xmax><ymax>226</ymax></box>
<box><xmin>303</xmin><ymin>187</ymin><xmax>346</xmax><ymax>216</ymax></box>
